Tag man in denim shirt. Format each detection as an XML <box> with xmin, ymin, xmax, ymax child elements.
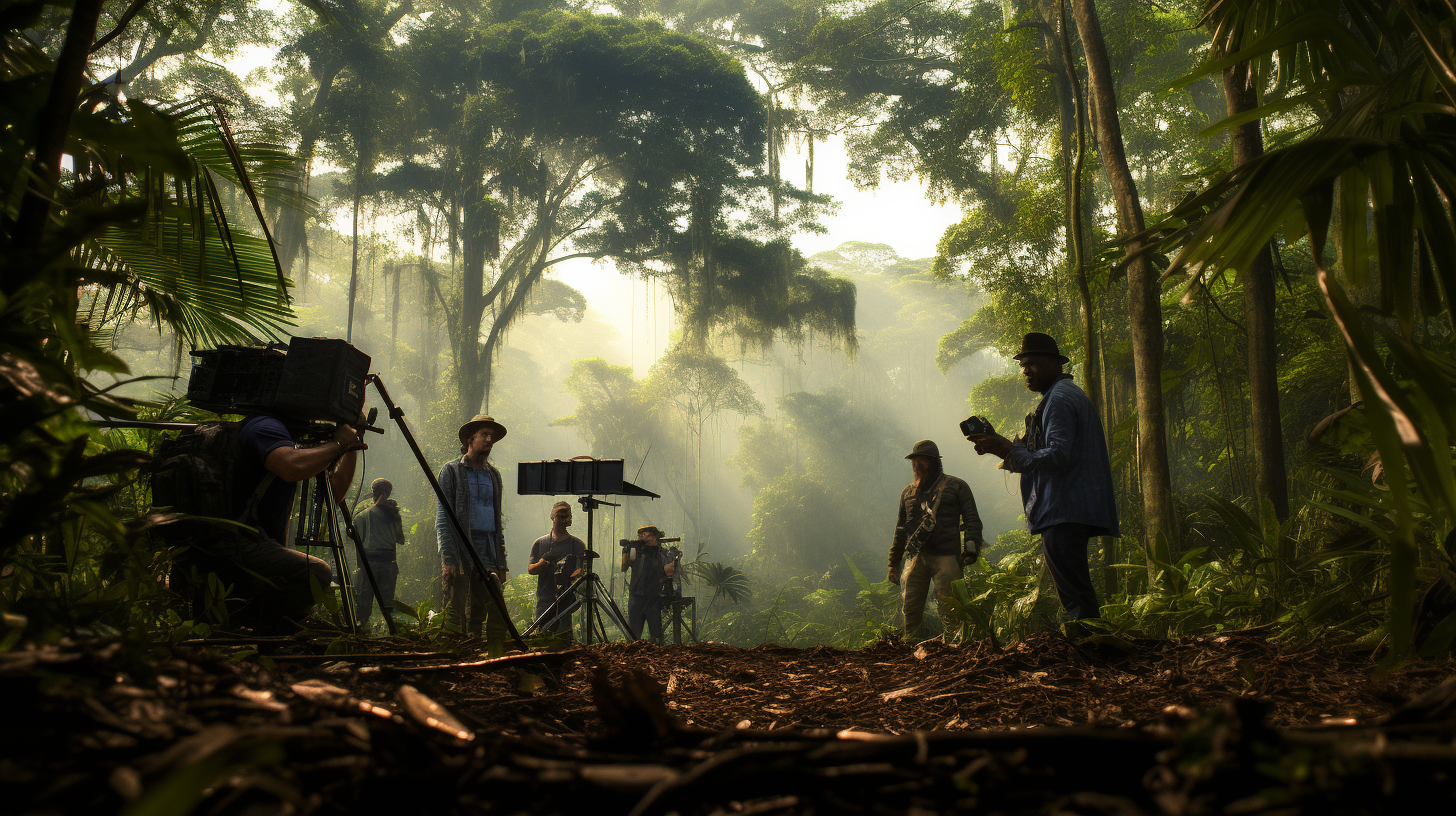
<box><xmin>968</xmin><ymin>333</ymin><xmax>1118</xmax><ymax>622</ymax></box>
<box><xmin>436</xmin><ymin>413</ymin><xmax>510</xmax><ymax>641</ymax></box>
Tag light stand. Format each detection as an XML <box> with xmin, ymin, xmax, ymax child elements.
<box><xmin>524</xmin><ymin>495</ymin><xmax>633</xmax><ymax>644</ymax></box>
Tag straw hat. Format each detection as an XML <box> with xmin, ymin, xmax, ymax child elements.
<box><xmin>458</xmin><ymin>413</ymin><xmax>507</xmax><ymax>445</ymax></box>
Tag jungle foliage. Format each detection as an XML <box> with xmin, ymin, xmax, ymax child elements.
<box><xmin>3</xmin><ymin>0</ymin><xmax>1456</xmax><ymax>668</ymax></box>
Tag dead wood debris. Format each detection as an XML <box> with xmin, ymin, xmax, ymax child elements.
<box><xmin>1</xmin><ymin>631</ymin><xmax>1453</xmax><ymax>815</ymax></box>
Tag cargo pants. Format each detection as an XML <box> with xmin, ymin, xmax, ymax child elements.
<box><xmin>900</xmin><ymin>551</ymin><xmax>963</xmax><ymax>638</ymax></box>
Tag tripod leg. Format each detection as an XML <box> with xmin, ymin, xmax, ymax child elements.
<box><xmin>524</xmin><ymin>572</ymin><xmax>588</xmax><ymax>636</ymax></box>
<box><xmin>593</xmin><ymin>577</ymin><xmax>633</xmax><ymax>639</ymax></box>
<box><xmin>319</xmin><ymin>477</ymin><xmax>359</xmax><ymax>634</ymax></box>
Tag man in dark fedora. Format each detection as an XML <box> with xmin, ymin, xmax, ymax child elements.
<box><xmin>887</xmin><ymin>439</ymin><xmax>984</xmax><ymax>641</ymax></box>
<box><xmin>436</xmin><ymin>413</ymin><xmax>510</xmax><ymax>642</ymax></box>
<box><xmin>966</xmin><ymin>332</ymin><xmax>1118</xmax><ymax>626</ymax></box>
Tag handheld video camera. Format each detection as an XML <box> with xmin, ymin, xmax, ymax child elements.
<box><xmin>959</xmin><ymin>415</ymin><xmax>995</xmax><ymax>437</ymax></box>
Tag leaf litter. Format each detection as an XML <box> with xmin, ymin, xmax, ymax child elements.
<box><xmin>1</xmin><ymin>630</ymin><xmax>1453</xmax><ymax>814</ymax></box>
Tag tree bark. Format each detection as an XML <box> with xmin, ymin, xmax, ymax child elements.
<box><xmin>1070</xmin><ymin>0</ymin><xmax>1176</xmax><ymax>575</ymax></box>
<box><xmin>346</xmin><ymin>178</ymin><xmax>360</xmax><ymax>342</ymax></box>
<box><xmin>1224</xmin><ymin>60</ymin><xmax>1290</xmax><ymax>522</ymax></box>
<box><xmin>16</xmin><ymin>0</ymin><xmax>105</xmax><ymax>246</ymax></box>
<box><xmin>275</xmin><ymin>63</ymin><xmax>340</xmax><ymax>276</ymax></box>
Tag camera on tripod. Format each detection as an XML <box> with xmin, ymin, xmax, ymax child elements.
<box><xmin>186</xmin><ymin>336</ymin><xmax>371</xmax><ymax>428</ymax></box>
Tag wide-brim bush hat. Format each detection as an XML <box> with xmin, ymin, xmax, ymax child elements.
<box><xmin>1013</xmin><ymin>332</ymin><xmax>1070</xmax><ymax>364</ymax></box>
<box><xmin>458</xmin><ymin>413</ymin><xmax>507</xmax><ymax>445</ymax></box>
<box><xmin>905</xmin><ymin>439</ymin><xmax>941</xmax><ymax>460</ymax></box>
<box><xmin>637</xmin><ymin>525</ymin><xmax>663</xmax><ymax>538</ymax></box>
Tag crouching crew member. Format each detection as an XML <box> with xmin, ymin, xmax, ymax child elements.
<box><xmin>888</xmin><ymin>439</ymin><xmax>984</xmax><ymax>641</ymax></box>
<box><xmin>220</xmin><ymin>415</ymin><xmax>360</xmax><ymax>632</ymax></box>
<box><xmin>437</xmin><ymin>413</ymin><xmax>510</xmax><ymax>642</ymax></box>
<box><xmin>352</xmin><ymin>478</ymin><xmax>405</xmax><ymax>627</ymax></box>
<box><xmin>968</xmin><ymin>332</ymin><xmax>1119</xmax><ymax>626</ymax></box>
<box><xmin>622</xmin><ymin>525</ymin><xmax>675</xmax><ymax>643</ymax></box>
<box><xmin>527</xmin><ymin>501</ymin><xmax>585</xmax><ymax>641</ymax></box>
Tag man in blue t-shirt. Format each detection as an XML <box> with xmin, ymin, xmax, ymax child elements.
<box><xmin>207</xmin><ymin>414</ymin><xmax>361</xmax><ymax>632</ymax></box>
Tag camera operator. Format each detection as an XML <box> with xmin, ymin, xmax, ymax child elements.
<box><xmin>888</xmin><ymin>440</ymin><xmax>984</xmax><ymax>641</ymax></box>
<box><xmin>621</xmin><ymin>525</ymin><xmax>675</xmax><ymax>643</ymax></box>
<box><xmin>352</xmin><ymin>478</ymin><xmax>406</xmax><ymax>628</ymax></box>
<box><xmin>436</xmin><ymin>413</ymin><xmax>510</xmax><ymax>642</ymax></box>
<box><xmin>527</xmin><ymin>501</ymin><xmax>584</xmax><ymax>641</ymax></box>
<box><xmin>219</xmin><ymin>413</ymin><xmax>362</xmax><ymax>632</ymax></box>
<box><xmin>966</xmin><ymin>333</ymin><xmax>1119</xmax><ymax>628</ymax></box>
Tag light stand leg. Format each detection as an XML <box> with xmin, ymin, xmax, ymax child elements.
<box><xmin>524</xmin><ymin>569</ymin><xmax>589</xmax><ymax>636</ymax></box>
<box><xmin>366</xmin><ymin>375</ymin><xmax>526</xmax><ymax>650</ymax></box>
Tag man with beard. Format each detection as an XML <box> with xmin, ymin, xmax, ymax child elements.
<box><xmin>967</xmin><ymin>332</ymin><xmax>1119</xmax><ymax>627</ymax></box>
<box><xmin>437</xmin><ymin>413</ymin><xmax>509</xmax><ymax>642</ymax></box>
<box><xmin>887</xmin><ymin>440</ymin><xmax>984</xmax><ymax>641</ymax></box>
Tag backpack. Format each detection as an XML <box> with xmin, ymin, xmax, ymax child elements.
<box><xmin>149</xmin><ymin>421</ymin><xmax>272</xmax><ymax>541</ymax></box>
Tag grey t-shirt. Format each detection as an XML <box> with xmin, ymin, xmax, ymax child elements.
<box><xmin>626</xmin><ymin>545</ymin><xmax>672</xmax><ymax>599</ymax></box>
<box><xmin>355</xmin><ymin>502</ymin><xmax>404</xmax><ymax>555</ymax></box>
<box><xmin>530</xmin><ymin>533</ymin><xmax>585</xmax><ymax>603</ymax></box>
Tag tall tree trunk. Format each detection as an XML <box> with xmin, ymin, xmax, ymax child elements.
<box><xmin>1070</xmin><ymin>0</ymin><xmax>1176</xmax><ymax>577</ymax></box>
<box><xmin>346</xmin><ymin>177</ymin><xmax>360</xmax><ymax>342</ymax></box>
<box><xmin>1224</xmin><ymin>60</ymin><xmax>1290</xmax><ymax>522</ymax></box>
<box><xmin>275</xmin><ymin>65</ymin><xmax>339</xmax><ymax>275</ymax></box>
<box><xmin>16</xmin><ymin>0</ymin><xmax>105</xmax><ymax>245</ymax></box>
<box><xmin>1051</xmin><ymin>1</ymin><xmax>1101</xmax><ymax>420</ymax></box>
<box><xmin>1049</xmin><ymin>0</ymin><xmax>1115</xmax><ymax>599</ymax></box>
<box><xmin>459</xmin><ymin>192</ymin><xmax>489</xmax><ymax>415</ymax></box>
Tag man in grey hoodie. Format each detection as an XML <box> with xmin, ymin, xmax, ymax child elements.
<box><xmin>437</xmin><ymin>413</ymin><xmax>510</xmax><ymax>641</ymax></box>
<box><xmin>968</xmin><ymin>333</ymin><xmax>1119</xmax><ymax>622</ymax></box>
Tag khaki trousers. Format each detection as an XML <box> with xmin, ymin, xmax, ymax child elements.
<box><xmin>900</xmin><ymin>552</ymin><xmax>963</xmax><ymax>637</ymax></box>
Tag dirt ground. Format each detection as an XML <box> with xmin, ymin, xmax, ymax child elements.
<box><xmin>3</xmin><ymin>631</ymin><xmax>1454</xmax><ymax>815</ymax></box>
<box><xmin>437</xmin><ymin>632</ymin><xmax>1440</xmax><ymax>738</ymax></box>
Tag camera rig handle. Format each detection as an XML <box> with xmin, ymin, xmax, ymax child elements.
<box><xmin>365</xmin><ymin>374</ymin><xmax>526</xmax><ymax>650</ymax></box>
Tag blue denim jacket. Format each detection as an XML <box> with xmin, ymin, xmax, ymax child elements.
<box><xmin>1001</xmin><ymin>376</ymin><xmax>1119</xmax><ymax>536</ymax></box>
<box><xmin>436</xmin><ymin>457</ymin><xmax>506</xmax><ymax>570</ymax></box>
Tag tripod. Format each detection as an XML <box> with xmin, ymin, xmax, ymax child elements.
<box><xmin>291</xmin><ymin>466</ymin><xmax>396</xmax><ymax>635</ymax></box>
<box><xmin>525</xmin><ymin>495</ymin><xmax>631</xmax><ymax>644</ymax></box>
<box><xmin>664</xmin><ymin>594</ymin><xmax>698</xmax><ymax>644</ymax></box>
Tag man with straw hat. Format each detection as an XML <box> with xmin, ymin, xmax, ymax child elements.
<box><xmin>887</xmin><ymin>440</ymin><xmax>984</xmax><ymax>642</ymax></box>
<box><xmin>966</xmin><ymin>332</ymin><xmax>1119</xmax><ymax>627</ymax></box>
<box><xmin>436</xmin><ymin>413</ymin><xmax>510</xmax><ymax>641</ymax></box>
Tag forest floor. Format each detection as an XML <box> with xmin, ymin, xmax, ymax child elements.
<box><xmin>4</xmin><ymin>630</ymin><xmax>1455</xmax><ymax>815</ymax></box>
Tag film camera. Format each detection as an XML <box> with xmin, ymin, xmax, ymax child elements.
<box><xmin>186</xmin><ymin>337</ymin><xmax>371</xmax><ymax>427</ymax></box>
<box><xmin>959</xmin><ymin>415</ymin><xmax>996</xmax><ymax>437</ymax></box>
<box><xmin>550</xmin><ymin>547</ymin><xmax>594</xmax><ymax>590</ymax></box>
